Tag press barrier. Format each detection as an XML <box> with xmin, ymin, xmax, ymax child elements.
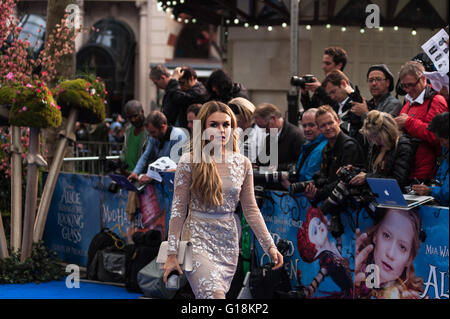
<box><xmin>43</xmin><ymin>172</ymin><xmax>449</xmax><ymax>299</ymax></box>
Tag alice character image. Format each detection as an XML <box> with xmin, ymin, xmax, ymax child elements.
<box><xmin>163</xmin><ymin>101</ymin><xmax>283</xmax><ymax>299</ymax></box>
<box><xmin>297</xmin><ymin>206</ymin><xmax>353</xmax><ymax>298</ymax></box>
<box><xmin>355</xmin><ymin>208</ymin><xmax>424</xmax><ymax>299</ymax></box>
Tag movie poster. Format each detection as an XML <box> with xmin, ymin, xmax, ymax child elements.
<box><xmin>256</xmin><ymin>190</ymin><xmax>449</xmax><ymax>299</ymax></box>
<box><xmin>356</xmin><ymin>207</ymin><xmax>449</xmax><ymax>299</ymax></box>
<box><xmin>255</xmin><ymin>191</ymin><xmax>355</xmax><ymax>298</ymax></box>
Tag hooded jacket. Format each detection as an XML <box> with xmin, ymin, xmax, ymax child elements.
<box><xmin>400</xmin><ymin>85</ymin><xmax>448</xmax><ymax>180</ymax></box>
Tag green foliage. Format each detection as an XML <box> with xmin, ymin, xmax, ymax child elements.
<box><xmin>0</xmin><ymin>241</ymin><xmax>66</xmax><ymax>284</ymax></box>
<box><xmin>9</xmin><ymin>84</ymin><xmax>62</xmax><ymax>128</ymax></box>
<box><xmin>56</xmin><ymin>77</ymin><xmax>106</xmax><ymax>124</ymax></box>
<box><xmin>0</xmin><ymin>85</ymin><xmax>18</xmax><ymax>106</ymax></box>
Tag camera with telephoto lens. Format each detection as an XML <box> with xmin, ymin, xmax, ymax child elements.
<box><xmin>289</xmin><ymin>171</ymin><xmax>328</xmax><ymax>194</ymax></box>
<box><xmin>253</xmin><ymin>164</ymin><xmax>298</xmax><ymax>190</ymax></box>
<box><xmin>320</xmin><ymin>166</ymin><xmax>377</xmax><ymax>239</ymax></box>
<box><xmin>290</xmin><ymin>74</ymin><xmax>316</xmax><ymax>89</ymax></box>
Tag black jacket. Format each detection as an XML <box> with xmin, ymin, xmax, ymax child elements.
<box><xmin>258</xmin><ymin>119</ymin><xmax>305</xmax><ymax>169</ymax></box>
<box><xmin>162</xmin><ymin>79</ymin><xmax>209</xmax><ymax>128</ymax></box>
<box><xmin>365</xmin><ymin>135</ymin><xmax>415</xmax><ymax>189</ymax></box>
<box><xmin>208</xmin><ymin>82</ymin><xmax>249</xmax><ymax>103</ymax></box>
<box><xmin>315</xmin><ymin>131</ymin><xmax>365</xmax><ymax>202</ymax></box>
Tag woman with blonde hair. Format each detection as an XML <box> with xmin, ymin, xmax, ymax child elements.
<box><xmin>163</xmin><ymin>100</ymin><xmax>283</xmax><ymax>299</ymax></box>
<box><xmin>355</xmin><ymin>208</ymin><xmax>424</xmax><ymax>299</ymax></box>
<box><xmin>349</xmin><ymin>110</ymin><xmax>414</xmax><ymax>189</ymax></box>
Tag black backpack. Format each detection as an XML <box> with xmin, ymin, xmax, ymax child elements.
<box><xmin>125</xmin><ymin>230</ymin><xmax>162</xmax><ymax>293</ymax></box>
<box><xmin>87</xmin><ymin>228</ymin><xmax>126</xmax><ymax>282</ymax></box>
<box><xmin>248</xmin><ymin>262</ymin><xmax>292</xmax><ymax>299</ymax></box>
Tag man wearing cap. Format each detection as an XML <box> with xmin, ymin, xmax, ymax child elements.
<box><xmin>351</xmin><ymin>64</ymin><xmax>403</xmax><ymax>119</ymax></box>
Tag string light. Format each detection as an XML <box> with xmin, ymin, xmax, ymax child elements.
<box><xmin>156</xmin><ymin>2</ymin><xmax>421</xmax><ymax>37</ymax></box>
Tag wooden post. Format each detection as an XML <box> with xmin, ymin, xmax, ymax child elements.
<box><xmin>10</xmin><ymin>125</ymin><xmax>23</xmax><ymax>253</ymax></box>
<box><xmin>34</xmin><ymin>108</ymin><xmax>78</xmax><ymax>242</ymax></box>
<box><xmin>0</xmin><ymin>210</ymin><xmax>8</xmax><ymax>259</ymax></box>
<box><xmin>20</xmin><ymin>127</ymin><xmax>42</xmax><ymax>262</ymax></box>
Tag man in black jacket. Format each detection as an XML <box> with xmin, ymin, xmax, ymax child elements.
<box><xmin>150</xmin><ymin>65</ymin><xmax>209</xmax><ymax>129</ymax></box>
<box><xmin>300</xmin><ymin>46</ymin><xmax>348</xmax><ymax>110</ymax></box>
<box><xmin>253</xmin><ymin>103</ymin><xmax>305</xmax><ymax>170</ymax></box>
<box><xmin>303</xmin><ymin>105</ymin><xmax>364</xmax><ymax>203</ymax></box>
<box><xmin>206</xmin><ymin>68</ymin><xmax>249</xmax><ymax>103</ymax></box>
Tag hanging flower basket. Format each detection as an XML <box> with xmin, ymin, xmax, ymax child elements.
<box><xmin>55</xmin><ymin>77</ymin><xmax>106</xmax><ymax>124</ymax></box>
<box><xmin>8</xmin><ymin>82</ymin><xmax>62</xmax><ymax>129</ymax></box>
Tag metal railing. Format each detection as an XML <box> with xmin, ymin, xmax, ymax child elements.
<box><xmin>63</xmin><ymin>141</ymin><xmax>123</xmax><ymax>175</ymax></box>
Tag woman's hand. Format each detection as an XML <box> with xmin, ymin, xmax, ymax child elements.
<box><xmin>163</xmin><ymin>254</ymin><xmax>183</xmax><ymax>284</ymax></box>
<box><xmin>354</xmin><ymin>228</ymin><xmax>373</xmax><ymax>286</ymax></box>
<box><xmin>269</xmin><ymin>247</ymin><xmax>284</xmax><ymax>270</ymax></box>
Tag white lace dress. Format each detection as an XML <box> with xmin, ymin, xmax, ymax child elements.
<box><xmin>167</xmin><ymin>152</ymin><xmax>276</xmax><ymax>299</ymax></box>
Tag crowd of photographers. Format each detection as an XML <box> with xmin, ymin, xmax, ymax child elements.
<box><xmin>106</xmin><ymin>46</ymin><xmax>448</xmax><ymax>236</ymax></box>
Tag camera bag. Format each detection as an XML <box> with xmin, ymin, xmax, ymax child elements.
<box><xmin>248</xmin><ymin>263</ymin><xmax>291</xmax><ymax>299</ymax></box>
<box><xmin>124</xmin><ymin>230</ymin><xmax>162</xmax><ymax>293</ymax></box>
<box><xmin>87</xmin><ymin>228</ymin><xmax>126</xmax><ymax>282</ymax></box>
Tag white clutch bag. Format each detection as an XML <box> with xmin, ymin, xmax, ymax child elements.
<box><xmin>156</xmin><ymin>241</ymin><xmax>193</xmax><ymax>272</ymax></box>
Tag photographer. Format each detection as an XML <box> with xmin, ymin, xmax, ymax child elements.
<box><xmin>412</xmin><ymin>112</ymin><xmax>449</xmax><ymax>206</ymax></box>
<box><xmin>303</xmin><ymin>105</ymin><xmax>364</xmax><ymax>203</ymax></box>
<box><xmin>394</xmin><ymin>61</ymin><xmax>448</xmax><ymax>182</ymax></box>
<box><xmin>350</xmin><ymin>64</ymin><xmax>403</xmax><ymax>119</ymax></box>
<box><xmin>281</xmin><ymin>108</ymin><xmax>327</xmax><ymax>193</ymax></box>
<box><xmin>128</xmin><ymin>111</ymin><xmax>187</xmax><ymax>184</ymax></box>
<box><xmin>322</xmin><ymin>70</ymin><xmax>365</xmax><ymax>149</ymax></box>
<box><xmin>348</xmin><ymin>110</ymin><xmax>415</xmax><ymax>191</ymax></box>
<box><xmin>151</xmin><ymin>65</ymin><xmax>209</xmax><ymax>129</ymax></box>
<box><xmin>300</xmin><ymin>47</ymin><xmax>348</xmax><ymax>110</ymax></box>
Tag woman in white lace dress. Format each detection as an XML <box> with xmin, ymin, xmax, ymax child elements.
<box><xmin>163</xmin><ymin>101</ymin><xmax>283</xmax><ymax>299</ymax></box>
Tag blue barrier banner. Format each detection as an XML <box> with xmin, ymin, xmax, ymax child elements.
<box><xmin>43</xmin><ymin>173</ymin><xmax>167</xmax><ymax>267</ymax></box>
<box><xmin>43</xmin><ymin>173</ymin><xmax>104</xmax><ymax>266</ymax></box>
<box><xmin>43</xmin><ymin>173</ymin><xmax>448</xmax><ymax>299</ymax></box>
<box><xmin>255</xmin><ymin>190</ymin><xmax>449</xmax><ymax>299</ymax></box>
<box><xmin>255</xmin><ymin>191</ymin><xmax>355</xmax><ymax>298</ymax></box>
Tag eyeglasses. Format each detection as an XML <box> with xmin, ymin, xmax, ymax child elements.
<box><xmin>400</xmin><ymin>77</ymin><xmax>421</xmax><ymax>90</ymax></box>
<box><xmin>368</xmin><ymin>77</ymin><xmax>387</xmax><ymax>83</ymax></box>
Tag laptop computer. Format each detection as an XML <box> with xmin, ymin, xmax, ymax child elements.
<box><xmin>366</xmin><ymin>177</ymin><xmax>434</xmax><ymax>210</ymax></box>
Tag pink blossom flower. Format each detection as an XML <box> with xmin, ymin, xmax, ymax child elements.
<box><xmin>6</xmin><ymin>72</ymin><xmax>14</xmax><ymax>80</ymax></box>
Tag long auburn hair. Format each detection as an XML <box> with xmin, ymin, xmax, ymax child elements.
<box><xmin>190</xmin><ymin>100</ymin><xmax>238</xmax><ymax>207</ymax></box>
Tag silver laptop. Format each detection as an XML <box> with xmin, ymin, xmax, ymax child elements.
<box><xmin>366</xmin><ymin>177</ymin><xmax>434</xmax><ymax>210</ymax></box>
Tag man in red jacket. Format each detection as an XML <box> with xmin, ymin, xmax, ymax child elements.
<box><xmin>394</xmin><ymin>61</ymin><xmax>448</xmax><ymax>181</ymax></box>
